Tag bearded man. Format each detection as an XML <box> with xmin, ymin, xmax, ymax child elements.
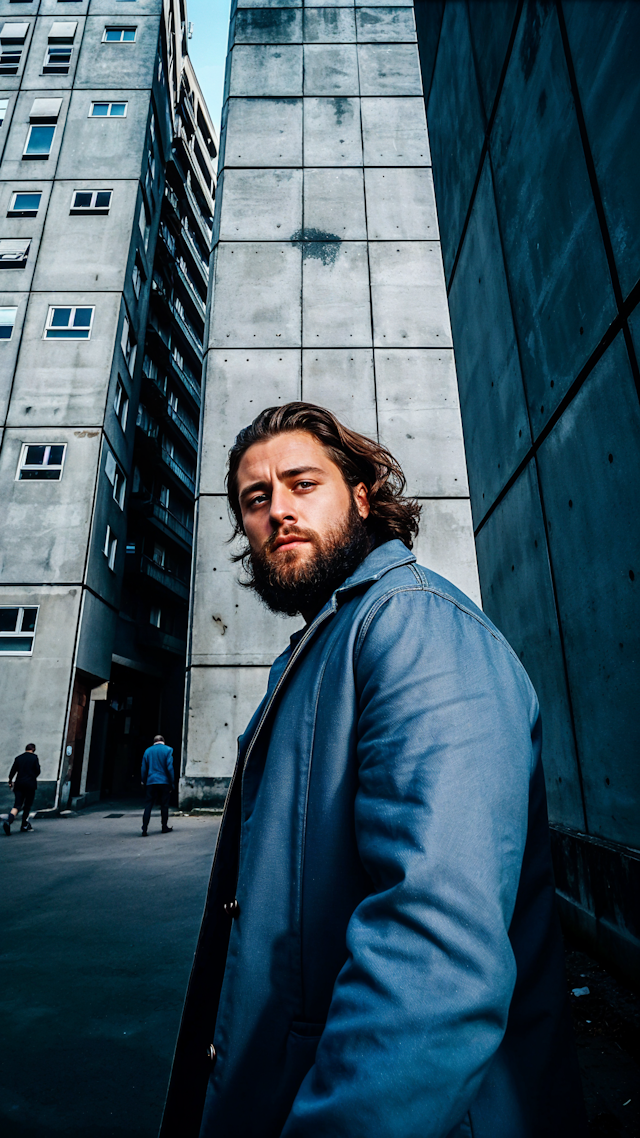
<box><xmin>162</xmin><ymin>403</ymin><xmax>586</xmax><ymax>1138</ymax></box>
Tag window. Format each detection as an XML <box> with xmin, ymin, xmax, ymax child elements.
<box><xmin>152</xmin><ymin>542</ymin><xmax>165</xmax><ymax>567</ymax></box>
<box><xmin>114</xmin><ymin>377</ymin><xmax>128</xmax><ymax>431</ymax></box>
<box><xmin>24</xmin><ymin>124</ymin><xmax>55</xmax><ymax>159</ymax></box>
<box><xmin>103</xmin><ymin>526</ymin><xmax>117</xmax><ymax>571</ymax></box>
<box><xmin>70</xmin><ymin>189</ymin><xmax>111</xmax><ymax>214</ymax></box>
<box><xmin>103</xmin><ymin>27</ymin><xmax>136</xmax><ymax>42</ymax></box>
<box><xmin>0</xmin><ymin>606</ymin><xmax>38</xmax><ymax>655</ymax></box>
<box><xmin>43</xmin><ymin>44</ymin><xmax>72</xmax><ymax>72</ymax></box>
<box><xmin>44</xmin><ymin>305</ymin><xmax>94</xmax><ymax>339</ymax></box>
<box><xmin>0</xmin><ymin>22</ymin><xmax>28</xmax><ymax>74</ymax></box>
<box><xmin>120</xmin><ymin>313</ymin><xmax>136</xmax><ymax>372</ymax></box>
<box><xmin>0</xmin><ymin>238</ymin><xmax>30</xmax><ymax>267</ymax></box>
<box><xmin>150</xmin><ymin>605</ymin><xmax>161</xmax><ymax>628</ymax></box>
<box><xmin>172</xmin><ymin>345</ymin><xmax>183</xmax><ymax>371</ymax></box>
<box><xmin>8</xmin><ymin>190</ymin><xmax>41</xmax><ymax>216</ymax></box>
<box><xmin>1</xmin><ymin>46</ymin><xmax>22</xmax><ymax>73</ymax></box>
<box><xmin>105</xmin><ymin>448</ymin><xmax>126</xmax><ymax>509</ymax></box>
<box><xmin>159</xmin><ymin>485</ymin><xmax>169</xmax><ymax>508</ymax></box>
<box><xmin>138</xmin><ymin>201</ymin><xmax>149</xmax><ymax>250</ymax></box>
<box><xmin>131</xmin><ymin>257</ymin><xmax>143</xmax><ymax>298</ymax></box>
<box><xmin>0</xmin><ymin>307</ymin><xmax>17</xmax><ymax>339</ymax></box>
<box><xmin>17</xmin><ymin>443</ymin><xmax>66</xmax><ymax>481</ymax></box>
<box><xmin>0</xmin><ymin>99</ymin><xmax>8</xmax><ymax>126</ymax></box>
<box><xmin>90</xmin><ymin>101</ymin><xmax>127</xmax><ymax>118</ymax></box>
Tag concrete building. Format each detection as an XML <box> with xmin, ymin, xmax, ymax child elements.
<box><xmin>182</xmin><ymin>0</ymin><xmax>480</xmax><ymax>810</ymax></box>
<box><xmin>0</xmin><ymin>0</ymin><xmax>216</xmax><ymax>811</ymax></box>
<box><xmin>419</xmin><ymin>0</ymin><xmax>640</xmax><ymax>982</ymax></box>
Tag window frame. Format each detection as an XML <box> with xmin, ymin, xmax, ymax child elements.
<box><xmin>23</xmin><ymin>122</ymin><xmax>55</xmax><ymax>159</ymax></box>
<box><xmin>113</xmin><ymin>376</ymin><xmax>129</xmax><ymax>432</ymax></box>
<box><xmin>8</xmin><ymin>189</ymin><xmax>42</xmax><ymax>217</ymax></box>
<box><xmin>44</xmin><ymin>305</ymin><xmax>95</xmax><ymax>340</ymax></box>
<box><xmin>0</xmin><ymin>306</ymin><xmax>17</xmax><ymax>340</ymax></box>
<box><xmin>16</xmin><ymin>441</ymin><xmax>67</xmax><ymax>481</ymax></box>
<box><xmin>42</xmin><ymin>42</ymin><xmax>72</xmax><ymax>73</ymax></box>
<box><xmin>105</xmin><ymin>446</ymin><xmax>126</xmax><ymax>509</ymax></box>
<box><xmin>89</xmin><ymin>101</ymin><xmax>127</xmax><ymax>118</ymax></box>
<box><xmin>69</xmin><ymin>188</ymin><xmax>112</xmax><ymax>215</ymax></box>
<box><xmin>102</xmin><ymin>26</ymin><xmax>137</xmax><ymax>43</ymax></box>
<box><xmin>0</xmin><ymin>605</ymin><xmax>39</xmax><ymax>656</ymax></box>
<box><xmin>0</xmin><ymin>237</ymin><xmax>30</xmax><ymax>268</ymax></box>
<box><xmin>103</xmin><ymin>525</ymin><xmax>117</xmax><ymax>572</ymax></box>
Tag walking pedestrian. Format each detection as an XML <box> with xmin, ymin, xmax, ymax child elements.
<box><xmin>4</xmin><ymin>743</ymin><xmax>40</xmax><ymax>835</ymax></box>
<box><xmin>141</xmin><ymin>734</ymin><xmax>174</xmax><ymax>836</ymax></box>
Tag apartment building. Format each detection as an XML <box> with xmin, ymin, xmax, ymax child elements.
<box><xmin>0</xmin><ymin>0</ymin><xmax>216</xmax><ymax>811</ymax></box>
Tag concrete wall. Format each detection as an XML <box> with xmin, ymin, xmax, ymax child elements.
<box><xmin>420</xmin><ymin>0</ymin><xmax>640</xmax><ymax>980</ymax></box>
<box><xmin>183</xmin><ymin>0</ymin><xmax>480</xmax><ymax>807</ymax></box>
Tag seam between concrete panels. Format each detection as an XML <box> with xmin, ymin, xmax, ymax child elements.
<box><xmin>356</xmin><ymin>50</ymin><xmax>379</xmax><ymax>438</ymax></box>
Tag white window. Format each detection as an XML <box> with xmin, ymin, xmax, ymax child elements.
<box><xmin>105</xmin><ymin>447</ymin><xmax>126</xmax><ymax>509</ymax></box>
<box><xmin>149</xmin><ymin>114</ymin><xmax>155</xmax><ymax>142</ymax></box>
<box><xmin>70</xmin><ymin>189</ymin><xmax>112</xmax><ymax>213</ymax></box>
<box><xmin>114</xmin><ymin>377</ymin><xmax>128</xmax><ymax>431</ymax></box>
<box><xmin>103</xmin><ymin>526</ymin><xmax>117</xmax><ymax>571</ymax></box>
<box><xmin>90</xmin><ymin>101</ymin><xmax>127</xmax><ymax>118</ymax></box>
<box><xmin>0</xmin><ymin>99</ymin><xmax>8</xmax><ymax>126</ymax></box>
<box><xmin>103</xmin><ymin>27</ymin><xmax>136</xmax><ymax>43</ymax></box>
<box><xmin>172</xmin><ymin>345</ymin><xmax>183</xmax><ymax>371</ymax></box>
<box><xmin>131</xmin><ymin>258</ymin><xmax>142</xmax><ymax>298</ymax></box>
<box><xmin>9</xmin><ymin>191</ymin><xmax>41</xmax><ymax>216</ymax></box>
<box><xmin>120</xmin><ymin>313</ymin><xmax>136</xmax><ymax>372</ymax></box>
<box><xmin>152</xmin><ymin>542</ymin><xmax>165</xmax><ymax>567</ymax></box>
<box><xmin>138</xmin><ymin>200</ymin><xmax>149</xmax><ymax>250</ymax></box>
<box><xmin>150</xmin><ymin>605</ymin><xmax>161</xmax><ymax>628</ymax></box>
<box><xmin>0</xmin><ymin>307</ymin><xmax>17</xmax><ymax>340</ymax></box>
<box><xmin>0</xmin><ymin>606</ymin><xmax>38</xmax><ymax>656</ymax></box>
<box><xmin>0</xmin><ymin>238</ymin><xmax>30</xmax><ymax>268</ymax></box>
<box><xmin>44</xmin><ymin>306</ymin><xmax>94</xmax><ymax>339</ymax></box>
<box><xmin>159</xmin><ymin>485</ymin><xmax>170</xmax><ymax>508</ymax></box>
<box><xmin>43</xmin><ymin>25</ymin><xmax>76</xmax><ymax>73</ymax></box>
<box><xmin>0</xmin><ymin>22</ymin><xmax>27</xmax><ymax>74</ymax></box>
<box><xmin>17</xmin><ymin>442</ymin><xmax>66</xmax><ymax>481</ymax></box>
<box><xmin>24</xmin><ymin>124</ymin><xmax>55</xmax><ymax>158</ymax></box>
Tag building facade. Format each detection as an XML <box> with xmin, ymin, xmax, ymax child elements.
<box><xmin>0</xmin><ymin>0</ymin><xmax>216</xmax><ymax>811</ymax></box>
<box><xmin>418</xmin><ymin>0</ymin><xmax>639</xmax><ymax>981</ymax></box>
<box><xmin>182</xmin><ymin>0</ymin><xmax>480</xmax><ymax>810</ymax></box>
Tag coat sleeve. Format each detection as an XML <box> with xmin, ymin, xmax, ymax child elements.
<box><xmin>35</xmin><ymin>757</ymin><xmax>41</xmax><ymax>777</ymax></box>
<box><xmin>282</xmin><ymin>587</ymin><xmax>539</xmax><ymax>1138</ymax></box>
<box><xmin>166</xmin><ymin>749</ymin><xmax>175</xmax><ymax>785</ymax></box>
<box><xmin>141</xmin><ymin>751</ymin><xmax>148</xmax><ymax>784</ymax></box>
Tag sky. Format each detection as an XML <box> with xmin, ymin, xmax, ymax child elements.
<box><xmin>186</xmin><ymin>0</ymin><xmax>232</xmax><ymax>133</ymax></box>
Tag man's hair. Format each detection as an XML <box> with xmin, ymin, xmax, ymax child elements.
<box><xmin>227</xmin><ymin>402</ymin><xmax>421</xmax><ymax>549</ymax></box>
<box><xmin>25</xmin><ymin>743</ymin><xmax>36</xmax><ymax>752</ymax></box>
<box><xmin>154</xmin><ymin>735</ymin><xmax>165</xmax><ymax>744</ymax></box>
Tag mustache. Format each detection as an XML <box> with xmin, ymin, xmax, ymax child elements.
<box><xmin>264</xmin><ymin>526</ymin><xmax>318</xmax><ymax>554</ymax></box>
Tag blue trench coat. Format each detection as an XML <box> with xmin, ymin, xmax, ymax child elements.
<box><xmin>161</xmin><ymin>540</ymin><xmax>586</xmax><ymax>1138</ymax></box>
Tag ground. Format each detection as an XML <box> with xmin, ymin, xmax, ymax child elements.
<box><xmin>1</xmin><ymin>805</ymin><xmax>639</xmax><ymax>1137</ymax></box>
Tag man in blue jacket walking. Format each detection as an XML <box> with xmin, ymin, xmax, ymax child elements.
<box><xmin>162</xmin><ymin>403</ymin><xmax>586</xmax><ymax>1137</ymax></box>
<box><xmin>141</xmin><ymin>735</ymin><xmax>174</xmax><ymax>836</ymax></box>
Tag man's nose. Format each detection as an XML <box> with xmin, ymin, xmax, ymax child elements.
<box><xmin>269</xmin><ymin>486</ymin><xmax>297</xmax><ymax>527</ymax></box>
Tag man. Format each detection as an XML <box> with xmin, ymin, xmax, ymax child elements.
<box><xmin>3</xmin><ymin>743</ymin><xmax>40</xmax><ymax>835</ymax></box>
<box><xmin>141</xmin><ymin>734</ymin><xmax>174</xmax><ymax>836</ymax></box>
<box><xmin>162</xmin><ymin>403</ymin><xmax>586</xmax><ymax>1137</ymax></box>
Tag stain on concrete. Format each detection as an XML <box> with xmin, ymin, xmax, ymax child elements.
<box><xmin>290</xmin><ymin>228</ymin><xmax>342</xmax><ymax>265</ymax></box>
<box><xmin>330</xmin><ymin>97</ymin><xmax>353</xmax><ymax>126</ymax></box>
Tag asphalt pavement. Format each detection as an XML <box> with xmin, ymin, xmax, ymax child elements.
<box><xmin>0</xmin><ymin>803</ymin><xmax>219</xmax><ymax>1138</ymax></box>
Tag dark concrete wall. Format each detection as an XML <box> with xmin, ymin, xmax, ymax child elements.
<box><xmin>417</xmin><ymin>0</ymin><xmax>640</xmax><ymax>982</ymax></box>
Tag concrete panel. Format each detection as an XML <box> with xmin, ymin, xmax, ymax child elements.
<box><xmin>375</xmin><ymin>348</ymin><xmax>468</xmax><ymax>496</ymax></box>
<box><xmin>302</xmin><ymin>240</ymin><xmax>371</xmax><ymax>347</ymax></box>
<box><xmin>0</xmin><ymin>290</ymin><xmax>28</xmax><ymax>425</ymax></box>
<box><xmin>357</xmin><ymin>44</ymin><xmax>422</xmax><ymax>95</ymax></box>
<box><xmin>474</xmin><ymin>462</ymin><xmax>585</xmax><ymax>831</ymax></box>
<box><xmin>0</xmin><ymin>427</ymin><xmax>99</xmax><ymax>583</ymax></box>
<box><xmin>7</xmin><ymin>291</ymin><xmax>120</xmax><ymax>426</ymax></box>
<box><xmin>303</xmin><ymin>44</ymin><xmax>359</xmax><ymax>96</ymax></box>
<box><xmin>217</xmin><ymin>168</ymin><xmax>302</xmax><ymax>241</ymax></box>
<box><xmin>0</xmin><ymin>584</ymin><xmax>80</xmax><ymax>785</ymax></box>
<box><xmin>413</xmin><ymin>498</ymin><xmax>480</xmax><ymax>607</ymax></box>
<box><xmin>536</xmin><ymin>333</ymin><xmax>640</xmax><ymax>848</ymax></box>
<box><xmin>564</xmin><ymin>0</ymin><xmax>640</xmax><ymax>298</ymax></box>
<box><xmin>228</xmin><ymin>44</ymin><xmax>302</xmax><ymax>96</ymax></box>
<box><xmin>426</xmin><ymin>0</ymin><xmax>485</xmax><ymax>279</ymax></box>
<box><xmin>75</xmin><ymin>587</ymin><xmax>115</xmax><ymax>681</ymax></box>
<box><xmin>448</xmin><ymin>158</ymin><xmax>530</xmax><ymax>524</ymax></box>
<box><xmin>237</xmin><ymin>0</ymin><xmax>301</xmax><ymax>6</ymax></box>
<box><xmin>73</xmin><ymin>16</ymin><xmax>160</xmax><ymax>89</ymax></box>
<box><xmin>33</xmin><ymin>179</ymin><xmax>139</xmax><ymax>293</ymax></box>
<box><xmin>355</xmin><ymin>0</ymin><xmax>413</xmax><ymax>6</ymax></box>
<box><xmin>355</xmin><ymin>7</ymin><xmax>415</xmax><ymax>42</ymax></box>
<box><xmin>20</xmin><ymin>13</ymin><xmax>86</xmax><ymax>91</ymax></box>
<box><xmin>233</xmin><ymin>7</ymin><xmax>302</xmax><ymax>43</ymax></box>
<box><xmin>301</xmin><ymin>347</ymin><xmax>377</xmax><ymax>435</ymax></box>
<box><xmin>303</xmin><ymin>0</ymin><xmax>354</xmax><ymax>7</ymax></box>
<box><xmin>83</xmin><ymin>0</ymin><xmax>162</xmax><ymax>13</ymax></box>
<box><xmin>184</xmin><ymin>664</ymin><xmax>271</xmax><ymax>781</ymax></box>
<box><xmin>364</xmin><ymin>167</ymin><xmax>438</xmax><ymax>239</ymax></box>
<box><xmin>466</xmin><ymin>0</ymin><xmax>519</xmax><ymax>119</ymax></box>
<box><xmin>1</xmin><ymin>89</ymin><xmax>70</xmax><ymax>183</ymax></box>
<box><xmin>190</xmin><ymin>496</ymin><xmax>300</xmax><ymax>667</ymax></box>
<box><xmin>56</xmin><ymin>89</ymin><xmax>150</xmax><ymax>181</ymax></box>
<box><xmin>209</xmin><ymin>243</ymin><xmax>302</xmax><ymax>348</ymax></box>
<box><xmin>491</xmin><ymin>4</ymin><xmax>616</xmax><ymax>436</ymax></box>
<box><xmin>303</xmin><ymin>167</ymin><xmax>365</xmax><ymax>240</ymax></box>
<box><xmin>222</xmin><ymin>97</ymin><xmax>302</xmax><ymax>168</ymax></box>
<box><xmin>303</xmin><ymin>7</ymin><xmax>356</xmax><ymax>43</ymax></box>
<box><xmin>199</xmin><ymin>349</ymin><xmax>301</xmax><ymax>494</ymax></box>
<box><xmin>303</xmin><ymin>96</ymin><xmax>362</xmax><ymax>166</ymax></box>
<box><xmin>361</xmin><ymin>96</ymin><xmax>430</xmax><ymax>165</ymax></box>
<box><xmin>369</xmin><ymin>242</ymin><xmax>451</xmax><ymax>348</ymax></box>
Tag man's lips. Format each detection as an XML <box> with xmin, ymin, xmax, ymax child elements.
<box><xmin>271</xmin><ymin>534</ymin><xmax>310</xmax><ymax>551</ymax></box>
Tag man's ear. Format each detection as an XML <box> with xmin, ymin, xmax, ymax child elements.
<box><xmin>354</xmin><ymin>482</ymin><xmax>370</xmax><ymax>520</ymax></box>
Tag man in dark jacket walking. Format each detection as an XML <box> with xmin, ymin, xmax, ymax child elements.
<box><xmin>141</xmin><ymin>735</ymin><xmax>174</xmax><ymax>836</ymax></box>
<box><xmin>162</xmin><ymin>403</ymin><xmax>586</xmax><ymax>1138</ymax></box>
<box><xmin>4</xmin><ymin>743</ymin><xmax>40</xmax><ymax>835</ymax></box>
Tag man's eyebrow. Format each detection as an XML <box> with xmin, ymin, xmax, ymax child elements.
<box><xmin>239</xmin><ymin>466</ymin><xmax>326</xmax><ymax>503</ymax></box>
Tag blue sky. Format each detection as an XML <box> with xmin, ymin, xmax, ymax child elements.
<box><xmin>186</xmin><ymin>0</ymin><xmax>232</xmax><ymax>132</ymax></box>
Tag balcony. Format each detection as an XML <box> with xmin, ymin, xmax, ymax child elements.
<box><xmin>180</xmin><ymin>222</ymin><xmax>209</xmax><ymax>284</ymax></box>
<box><xmin>184</xmin><ymin>177</ymin><xmax>213</xmax><ymax>248</ymax></box>
<box><xmin>169</xmin><ymin>353</ymin><xmax>201</xmax><ymax>407</ymax></box>
<box><xmin>150</xmin><ymin>500</ymin><xmax>194</xmax><ymax>546</ymax></box>
<box><xmin>168</xmin><ymin>401</ymin><xmax>199</xmax><ymax>449</ymax></box>
<box><xmin>172</xmin><ymin>301</ymin><xmax>203</xmax><ymax>357</ymax></box>
<box><xmin>176</xmin><ymin>258</ymin><xmax>206</xmax><ymax>317</ymax></box>
<box><xmin>140</xmin><ymin>554</ymin><xmax>189</xmax><ymax>600</ymax></box>
<box><xmin>136</xmin><ymin>623</ymin><xmax>187</xmax><ymax>657</ymax></box>
<box><xmin>173</xmin><ymin>119</ymin><xmax>215</xmax><ymax>215</ymax></box>
<box><xmin>161</xmin><ymin>448</ymin><xmax>196</xmax><ymax>493</ymax></box>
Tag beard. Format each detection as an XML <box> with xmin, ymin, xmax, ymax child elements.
<box><xmin>243</xmin><ymin>497</ymin><xmax>371</xmax><ymax>617</ymax></box>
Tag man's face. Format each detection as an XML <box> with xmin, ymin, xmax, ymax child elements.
<box><xmin>236</xmin><ymin>431</ymin><xmax>370</xmax><ymax>617</ymax></box>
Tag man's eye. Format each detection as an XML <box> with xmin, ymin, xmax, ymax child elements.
<box><xmin>249</xmin><ymin>494</ymin><xmax>268</xmax><ymax>507</ymax></box>
<box><xmin>296</xmin><ymin>481</ymin><xmax>315</xmax><ymax>490</ymax></box>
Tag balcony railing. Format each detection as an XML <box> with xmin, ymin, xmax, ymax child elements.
<box><xmin>150</xmin><ymin>500</ymin><xmax>194</xmax><ymax>546</ymax></box>
<box><xmin>170</xmin><ymin>354</ymin><xmax>201</xmax><ymax>407</ymax></box>
<box><xmin>173</xmin><ymin>302</ymin><xmax>204</xmax><ymax>356</ymax></box>
<box><xmin>176</xmin><ymin>258</ymin><xmax>206</xmax><ymax>317</ymax></box>
<box><xmin>140</xmin><ymin>554</ymin><xmax>189</xmax><ymax>600</ymax></box>
<box><xmin>168</xmin><ymin>402</ymin><xmax>199</xmax><ymax>448</ymax></box>
<box><xmin>180</xmin><ymin>222</ymin><xmax>209</xmax><ymax>282</ymax></box>
<box><xmin>161</xmin><ymin>448</ymin><xmax>196</xmax><ymax>493</ymax></box>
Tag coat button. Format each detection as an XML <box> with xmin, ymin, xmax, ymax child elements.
<box><xmin>223</xmin><ymin>899</ymin><xmax>240</xmax><ymax>917</ymax></box>
<box><xmin>207</xmin><ymin>1043</ymin><xmax>217</xmax><ymax>1062</ymax></box>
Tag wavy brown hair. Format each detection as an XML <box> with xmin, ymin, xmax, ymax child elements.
<box><xmin>226</xmin><ymin>402</ymin><xmax>421</xmax><ymax>549</ymax></box>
